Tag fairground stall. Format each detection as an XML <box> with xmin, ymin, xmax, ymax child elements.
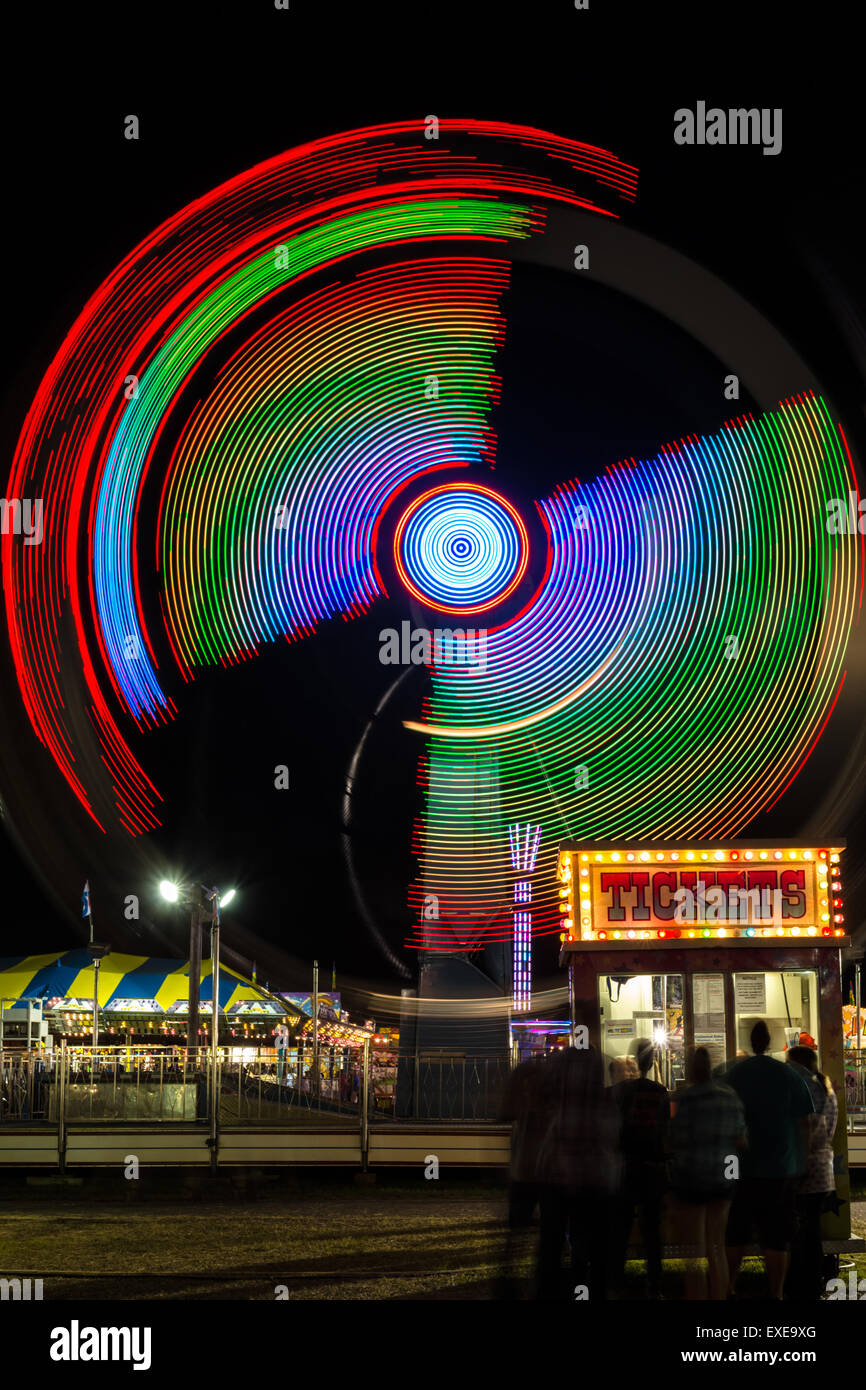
<box><xmin>275</xmin><ymin>993</ymin><xmax>375</xmax><ymax>1102</ymax></box>
<box><xmin>0</xmin><ymin>950</ymin><xmax>297</xmax><ymax>1122</ymax></box>
<box><xmin>842</xmin><ymin>984</ymin><xmax>866</xmax><ymax>1169</ymax></box>
<box><xmin>557</xmin><ymin>839</ymin><xmax>852</xmax><ymax>1243</ymax></box>
<box><xmin>370</xmin><ymin>1027</ymin><xmax>399</xmax><ymax>1112</ymax></box>
<box><xmin>0</xmin><ymin>949</ymin><xmax>292</xmax><ymax>1046</ymax></box>
<box><xmin>510</xmin><ymin>1020</ymin><xmax>573</xmax><ymax>1063</ymax></box>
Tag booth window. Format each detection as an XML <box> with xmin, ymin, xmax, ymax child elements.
<box><xmin>692</xmin><ymin>973</ymin><xmax>727</xmax><ymax>1072</ymax></box>
<box><xmin>599</xmin><ymin>973</ymin><xmax>685</xmax><ymax>1089</ymax></box>
<box><xmin>733</xmin><ymin>970</ymin><xmax>819</xmax><ymax>1060</ymax></box>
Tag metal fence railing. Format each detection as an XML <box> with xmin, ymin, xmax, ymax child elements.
<box><xmin>0</xmin><ymin>1047</ymin><xmax>214</xmax><ymax>1124</ymax></box>
<box><xmin>0</xmin><ymin>1050</ymin><xmax>57</xmax><ymax>1122</ymax></box>
<box><xmin>845</xmin><ymin>1056</ymin><xmax>866</xmax><ymax>1128</ymax></box>
<box><xmin>410</xmin><ymin>1053</ymin><xmax>509</xmax><ymax>1121</ymax></box>
<box><xmin>0</xmin><ymin>1045</ymin><xmax>373</xmax><ymax>1128</ymax></box>
<box><xmin>219</xmin><ymin>1040</ymin><xmax>365</xmax><ymax>1123</ymax></box>
<box><xmin>1</xmin><ymin>1044</ymin><xmax>510</xmax><ymax>1129</ymax></box>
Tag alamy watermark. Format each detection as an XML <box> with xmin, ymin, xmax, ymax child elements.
<box><xmin>674</xmin><ymin>103</ymin><xmax>782</xmax><ymax>157</ymax></box>
<box><xmin>50</xmin><ymin>1322</ymin><xmax>151</xmax><ymax>1370</ymax></box>
<box><xmin>673</xmin><ymin>885</ymin><xmax>786</xmax><ymax>924</ymax></box>
<box><xmin>0</xmin><ymin>498</ymin><xmax>43</xmax><ymax>545</ymax></box>
<box><xmin>1</xmin><ymin>1277</ymin><xmax>43</xmax><ymax>1300</ymax></box>
<box><xmin>826</xmin><ymin>492</ymin><xmax>866</xmax><ymax>534</ymax></box>
<box><xmin>379</xmin><ymin>621</ymin><xmax>487</xmax><ymax>673</ymax></box>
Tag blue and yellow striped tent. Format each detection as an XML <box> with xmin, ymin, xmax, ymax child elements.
<box><xmin>0</xmin><ymin>949</ymin><xmax>288</xmax><ymax>1017</ymax></box>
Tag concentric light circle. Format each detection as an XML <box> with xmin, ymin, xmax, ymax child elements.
<box><xmin>394</xmin><ymin>483</ymin><xmax>529</xmax><ymax>614</ymax></box>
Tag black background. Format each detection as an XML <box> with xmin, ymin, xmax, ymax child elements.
<box><xmin>2</xmin><ymin>0</ymin><xmax>865</xmax><ymax>1014</ymax></box>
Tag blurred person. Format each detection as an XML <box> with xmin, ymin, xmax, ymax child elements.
<box><xmin>610</xmin><ymin>1055</ymin><xmax>639</xmax><ymax>1084</ymax></box>
<box><xmin>668</xmin><ymin>1046</ymin><xmax>746</xmax><ymax>1299</ymax></box>
<box><xmin>496</xmin><ymin>1055</ymin><xmax>554</xmax><ymax>1298</ymax></box>
<box><xmin>273</xmin><ymin>1022</ymin><xmax>289</xmax><ymax>1081</ymax></box>
<box><xmin>611</xmin><ymin>1039</ymin><xmax>670</xmax><ymax>1299</ymax></box>
<box><xmin>785</xmin><ymin>1046</ymin><xmax>838</xmax><ymax>1301</ymax></box>
<box><xmin>725</xmin><ymin>1020</ymin><xmax>814</xmax><ymax>1299</ymax></box>
<box><xmin>712</xmin><ymin>1049</ymin><xmax>748</xmax><ymax>1080</ymax></box>
<box><xmin>500</xmin><ymin>1054</ymin><xmax>552</xmax><ymax>1227</ymax></box>
<box><xmin>536</xmin><ymin>1045</ymin><xmax>621</xmax><ymax>1301</ymax></box>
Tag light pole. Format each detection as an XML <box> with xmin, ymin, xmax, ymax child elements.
<box><xmin>210</xmin><ymin>896</ymin><xmax>219</xmax><ymax>1166</ymax></box>
<box><xmin>159</xmin><ymin>879</ymin><xmax>236</xmax><ymax>1174</ymax></box>
<box><xmin>159</xmin><ymin>878</ymin><xmax>236</xmax><ymax>1056</ymax></box>
<box><xmin>160</xmin><ymin>879</ymin><xmax>199</xmax><ymax>1048</ymax></box>
<box><xmin>207</xmin><ymin>887</ymin><xmax>235</xmax><ymax>1167</ymax></box>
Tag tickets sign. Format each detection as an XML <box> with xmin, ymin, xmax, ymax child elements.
<box><xmin>557</xmin><ymin>845</ymin><xmax>844</xmax><ymax>941</ymax></box>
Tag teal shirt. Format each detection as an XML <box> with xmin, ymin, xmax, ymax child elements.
<box><xmin>727</xmin><ymin>1054</ymin><xmax>814</xmax><ymax>1179</ymax></box>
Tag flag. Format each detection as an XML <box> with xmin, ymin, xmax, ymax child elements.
<box><xmin>81</xmin><ymin>881</ymin><xmax>91</xmax><ymax>919</ymax></box>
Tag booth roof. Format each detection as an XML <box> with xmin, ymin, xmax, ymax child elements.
<box><xmin>0</xmin><ymin>949</ymin><xmax>291</xmax><ymax>1016</ymax></box>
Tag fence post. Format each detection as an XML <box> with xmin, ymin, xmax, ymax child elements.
<box><xmin>360</xmin><ymin>1037</ymin><xmax>370</xmax><ymax>1170</ymax></box>
<box><xmin>209</xmin><ymin>1045</ymin><xmax>220</xmax><ymax>1175</ymax></box>
<box><xmin>57</xmin><ymin>1039</ymin><xmax>67</xmax><ymax>1171</ymax></box>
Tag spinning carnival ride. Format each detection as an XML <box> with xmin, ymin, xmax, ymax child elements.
<box><xmin>2</xmin><ymin>121</ymin><xmax>861</xmax><ymax>987</ymax></box>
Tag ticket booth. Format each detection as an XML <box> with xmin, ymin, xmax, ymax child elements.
<box><xmin>557</xmin><ymin>839</ymin><xmax>852</xmax><ymax>1245</ymax></box>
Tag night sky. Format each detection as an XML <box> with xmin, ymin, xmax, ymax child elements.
<box><xmin>2</xmin><ymin>3</ymin><xmax>865</xmax><ymax>1018</ymax></box>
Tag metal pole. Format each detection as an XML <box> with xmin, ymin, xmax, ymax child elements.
<box><xmin>360</xmin><ymin>1035</ymin><xmax>370</xmax><ymax>1170</ymax></box>
<box><xmin>856</xmin><ymin>960</ymin><xmax>862</xmax><ymax>1103</ymax></box>
<box><xmin>92</xmin><ymin>957</ymin><xmax>100</xmax><ymax>1054</ymax></box>
<box><xmin>58</xmin><ymin>1038</ymin><xmax>67</xmax><ymax>1171</ymax></box>
<box><xmin>210</xmin><ymin>902</ymin><xmax>220</xmax><ymax>1172</ymax></box>
<box><xmin>312</xmin><ymin>959</ymin><xmax>319</xmax><ymax>1103</ymax></box>
<box><xmin>188</xmin><ymin>900</ymin><xmax>202</xmax><ymax>1053</ymax></box>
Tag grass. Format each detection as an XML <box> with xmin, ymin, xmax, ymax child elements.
<box><xmin>2</xmin><ymin>1181</ymin><xmax>862</xmax><ymax>1300</ymax></box>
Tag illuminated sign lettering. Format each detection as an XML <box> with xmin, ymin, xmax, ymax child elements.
<box><xmin>556</xmin><ymin>846</ymin><xmax>844</xmax><ymax>941</ymax></box>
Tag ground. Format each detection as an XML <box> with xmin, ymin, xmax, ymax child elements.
<box><xmin>2</xmin><ymin>1177</ymin><xmax>865</xmax><ymax>1300</ymax></box>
